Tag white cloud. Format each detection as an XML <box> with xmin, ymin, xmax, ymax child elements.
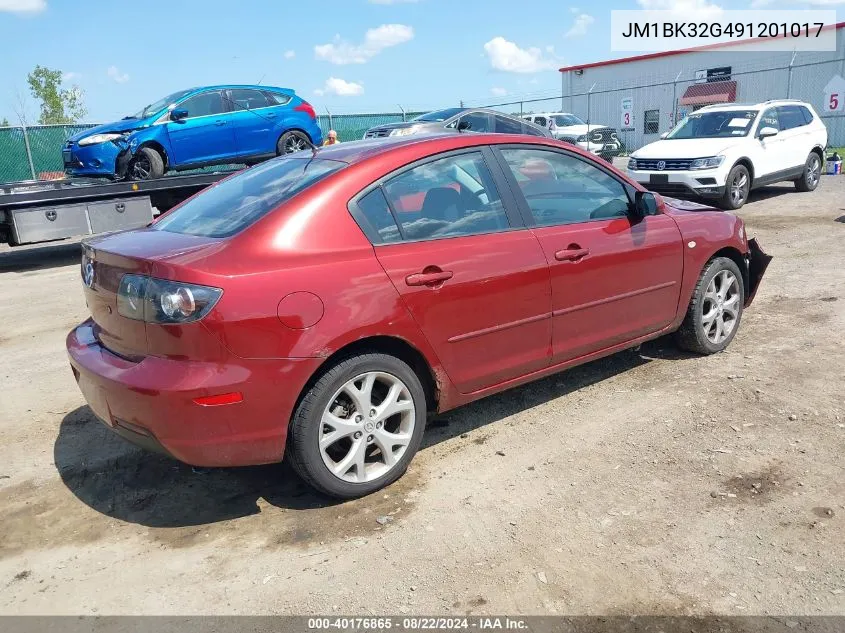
<box><xmin>61</xmin><ymin>71</ymin><xmax>81</xmax><ymax>83</ymax></box>
<box><xmin>483</xmin><ymin>37</ymin><xmax>555</xmax><ymax>73</ymax></box>
<box><xmin>315</xmin><ymin>77</ymin><xmax>364</xmax><ymax>97</ymax></box>
<box><xmin>0</xmin><ymin>0</ymin><xmax>45</xmax><ymax>13</ymax></box>
<box><xmin>491</xmin><ymin>87</ymin><xmax>508</xmax><ymax>97</ymax></box>
<box><xmin>565</xmin><ymin>13</ymin><xmax>594</xmax><ymax>38</ymax></box>
<box><xmin>637</xmin><ymin>0</ymin><xmax>723</xmax><ymax>18</ymax></box>
<box><xmin>107</xmin><ymin>65</ymin><xmax>129</xmax><ymax>84</ymax></box>
<box><xmin>283</xmin><ymin>50</ymin><xmax>296</xmax><ymax>59</ymax></box>
<box><xmin>315</xmin><ymin>24</ymin><xmax>414</xmax><ymax>65</ymax></box>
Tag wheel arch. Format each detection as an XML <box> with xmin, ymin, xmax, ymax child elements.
<box><xmin>732</xmin><ymin>157</ymin><xmax>754</xmax><ymax>186</ymax></box>
<box><xmin>810</xmin><ymin>145</ymin><xmax>825</xmax><ymax>162</ymax></box>
<box><xmin>277</xmin><ymin>127</ymin><xmax>315</xmax><ymax>153</ymax></box>
<box><xmin>135</xmin><ymin>140</ymin><xmax>169</xmax><ymax>168</ymax></box>
<box><xmin>293</xmin><ymin>335</ymin><xmax>440</xmax><ymax>421</ymax></box>
<box><xmin>707</xmin><ymin>246</ymin><xmax>749</xmax><ymax>299</ymax></box>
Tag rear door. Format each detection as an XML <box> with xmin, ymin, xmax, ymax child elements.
<box><xmin>776</xmin><ymin>105</ymin><xmax>814</xmax><ymax>172</ymax></box>
<box><xmin>494</xmin><ymin>145</ymin><xmax>683</xmax><ymax>363</ymax></box>
<box><xmin>165</xmin><ymin>90</ymin><xmax>238</xmax><ymax>165</ymax></box>
<box><xmin>226</xmin><ymin>88</ymin><xmax>278</xmax><ymax>157</ymax></box>
<box><xmin>350</xmin><ymin>148</ymin><xmax>552</xmax><ymax>394</ymax></box>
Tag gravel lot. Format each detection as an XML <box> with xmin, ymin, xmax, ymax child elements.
<box><xmin>1</xmin><ymin>176</ymin><xmax>843</xmax><ymax>615</ymax></box>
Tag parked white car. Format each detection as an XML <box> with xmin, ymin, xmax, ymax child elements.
<box><xmin>627</xmin><ymin>100</ymin><xmax>828</xmax><ymax>210</ymax></box>
<box><xmin>522</xmin><ymin>112</ymin><xmax>622</xmax><ymax>160</ymax></box>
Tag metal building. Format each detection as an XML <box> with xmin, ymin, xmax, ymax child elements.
<box><xmin>559</xmin><ymin>22</ymin><xmax>845</xmax><ymax>151</ymax></box>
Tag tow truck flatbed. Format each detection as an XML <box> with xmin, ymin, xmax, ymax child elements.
<box><xmin>0</xmin><ymin>169</ymin><xmax>240</xmax><ymax>246</ymax></box>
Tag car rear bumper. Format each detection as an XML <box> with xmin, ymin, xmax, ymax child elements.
<box><xmin>66</xmin><ymin>319</ymin><xmax>324</xmax><ymax>467</ymax></box>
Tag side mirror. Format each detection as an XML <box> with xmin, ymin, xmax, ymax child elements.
<box><xmin>170</xmin><ymin>108</ymin><xmax>188</xmax><ymax>121</ymax></box>
<box><xmin>758</xmin><ymin>126</ymin><xmax>778</xmax><ymax>139</ymax></box>
<box><xmin>659</xmin><ymin>132</ymin><xmax>668</xmax><ymax>139</ymax></box>
<box><xmin>457</xmin><ymin>120</ymin><xmax>471</xmax><ymax>131</ymax></box>
<box><xmin>632</xmin><ymin>190</ymin><xmax>658</xmax><ymax>219</ymax></box>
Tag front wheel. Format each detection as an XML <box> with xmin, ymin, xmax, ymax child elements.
<box><xmin>287</xmin><ymin>353</ymin><xmax>427</xmax><ymax>499</ymax></box>
<box><xmin>277</xmin><ymin>130</ymin><xmax>312</xmax><ymax>155</ymax></box>
<box><xmin>717</xmin><ymin>164</ymin><xmax>750</xmax><ymax>210</ymax></box>
<box><xmin>794</xmin><ymin>152</ymin><xmax>821</xmax><ymax>192</ymax></box>
<box><xmin>128</xmin><ymin>147</ymin><xmax>165</xmax><ymax>181</ymax></box>
<box><xmin>675</xmin><ymin>257</ymin><xmax>745</xmax><ymax>355</ymax></box>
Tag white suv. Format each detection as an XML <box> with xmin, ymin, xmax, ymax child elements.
<box><xmin>523</xmin><ymin>112</ymin><xmax>622</xmax><ymax>160</ymax></box>
<box><xmin>627</xmin><ymin>100</ymin><xmax>827</xmax><ymax>210</ymax></box>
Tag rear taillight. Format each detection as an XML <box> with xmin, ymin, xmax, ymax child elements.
<box><xmin>294</xmin><ymin>101</ymin><xmax>317</xmax><ymax>120</ymax></box>
<box><xmin>117</xmin><ymin>274</ymin><xmax>222</xmax><ymax>324</ymax></box>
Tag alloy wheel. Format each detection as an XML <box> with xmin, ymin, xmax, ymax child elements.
<box><xmin>807</xmin><ymin>156</ymin><xmax>820</xmax><ymax>187</ymax></box>
<box><xmin>701</xmin><ymin>269</ymin><xmax>740</xmax><ymax>345</ymax></box>
<box><xmin>131</xmin><ymin>156</ymin><xmax>151</xmax><ymax>180</ymax></box>
<box><xmin>730</xmin><ymin>171</ymin><xmax>748</xmax><ymax>207</ymax></box>
<box><xmin>319</xmin><ymin>372</ymin><xmax>415</xmax><ymax>483</ymax></box>
<box><xmin>284</xmin><ymin>135</ymin><xmax>307</xmax><ymax>153</ymax></box>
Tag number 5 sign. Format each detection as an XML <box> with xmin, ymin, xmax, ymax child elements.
<box><xmin>824</xmin><ymin>75</ymin><xmax>845</xmax><ymax>113</ymax></box>
<box><xmin>620</xmin><ymin>97</ymin><xmax>634</xmax><ymax>130</ymax></box>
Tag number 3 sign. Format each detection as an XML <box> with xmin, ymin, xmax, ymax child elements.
<box><xmin>620</xmin><ymin>97</ymin><xmax>634</xmax><ymax>130</ymax></box>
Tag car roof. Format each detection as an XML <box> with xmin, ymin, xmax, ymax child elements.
<box><xmin>698</xmin><ymin>100</ymin><xmax>811</xmax><ymax>112</ymax></box>
<box><xmin>182</xmin><ymin>84</ymin><xmax>294</xmax><ymax>95</ymax></box>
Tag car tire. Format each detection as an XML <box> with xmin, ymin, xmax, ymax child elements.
<box><xmin>717</xmin><ymin>164</ymin><xmax>750</xmax><ymax>210</ymax></box>
<box><xmin>287</xmin><ymin>353</ymin><xmax>427</xmax><ymax>499</ymax></box>
<box><xmin>277</xmin><ymin>130</ymin><xmax>312</xmax><ymax>155</ymax></box>
<box><xmin>675</xmin><ymin>257</ymin><xmax>745</xmax><ymax>355</ymax></box>
<box><xmin>128</xmin><ymin>147</ymin><xmax>165</xmax><ymax>181</ymax></box>
<box><xmin>793</xmin><ymin>152</ymin><xmax>821</xmax><ymax>192</ymax></box>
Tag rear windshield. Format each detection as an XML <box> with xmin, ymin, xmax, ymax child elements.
<box><xmin>153</xmin><ymin>157</ymin><xmax>345</xmax><ymax>238</ymax></box>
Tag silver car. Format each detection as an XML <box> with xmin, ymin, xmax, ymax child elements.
<box><xmin>364</xmin><ymin>107</ymin><xmax>552</xmax><ymax>139</ymax></box>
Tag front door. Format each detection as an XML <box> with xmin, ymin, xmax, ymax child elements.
<box><xmin>753</xmin><ymin>107</ymin><xmax>787</xmax><ymax>178</ymax></box>
<box><xmin>354</xmin><ymin>149</ymin><xmax>552</xmax><ymax>394</ymax></box>
<box><xmin>166</xmin><ymin>90</ymin><xmax>237</xmax><ymax>166</ymax></box>
<box><xmin>495</xmin><ymin>146</ymin><xmax>684</xmax><ymax>363</ymax></box>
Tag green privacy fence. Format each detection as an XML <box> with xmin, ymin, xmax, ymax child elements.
<box><xmin>0</xmin><ymin>112</ymin><xmax>425</xmax><ymax>184</ymax></box>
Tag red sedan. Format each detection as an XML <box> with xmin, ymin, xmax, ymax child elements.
<box><xmin>67</xmin><ymin>133</ymin><xmax>771</xmax><ymax>498</ymax></box>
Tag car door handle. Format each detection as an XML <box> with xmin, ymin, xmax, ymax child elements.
<box><xmin>265</xmin><ymin>112</ymin><xmax>277</xmax><ymax>118</ymax></box>
<box><xmin>215</xmin><ymin>120</ymin><xmax>227</xmax><ymax>126</ymax></box>
<box><xmin>555</xmin><ymin>247</ymin><xmax>590</xmax><ymax>262</ymax></box>
<box><xmin>405</xmin><ymin>270</ymin><xmax>453</xmax><ymax>287</ymax></box>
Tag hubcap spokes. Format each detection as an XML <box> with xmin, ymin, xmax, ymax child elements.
<box><xmin>731</xmin><ymin>173</ymin><xmax>747</xmax><ymax>205</ymax></box>
<box><xmin>701</xmin><ymin>269</ymin><xmax>740</xmax><ymax>345</ymax></box>
<box><xmin>319</xmin><ymin>372</ymin><xmax>415</xmax><ymax>483</ymax></box>
<box><xmin>133</xmin><ymin>159</ymin><xmax>150</xmax><ymax>179</ymax></box>
<box><xmin>808</xmin><ymin>158</ymin><xmax>819</xmax><ymax>186</ymax></box>
<box><xmin>286</xmin><ymin>137</ymin><xmax>305</xmax><ymax>153</ymax></box>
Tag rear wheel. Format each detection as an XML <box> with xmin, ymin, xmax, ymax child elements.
<box><xmin>675</xmin><ymin>257</ymin><xmax>745</xmax><ymax>355</ymax></box>
<box><xmin>129</xmin><ymin>147</ymin><xmax>165</xmax><ymax>181</ymax></box>
<box><xmin>287</xmin><ymin>353</ymin><xmax>427</xmax><ymax>499</ymax></box>
<box><xmin>794</xmin><ymin>152</ymin><xmax>821</xmax><ymax>192</ymax></box>
<box><xmin>277</xmin><ymin>130</ymin><xmax>311</xmax><ymax>155</ymax></box>
<box><xmin>717</xmin><ymin>164</ymin><xmax>750</xmax><ymax>210</ymax></box>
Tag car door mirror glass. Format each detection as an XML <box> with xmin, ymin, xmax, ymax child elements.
<box><xmin>758</xmin><ymin>126</ymin><xmax>778</xmax><ymax>138</ymax></box>
<box><xmin>633</xmin><ymin>191</ymin><xmax>657</xmax><ymax>219</ymax></box>
<box><xmin>171</xmin><ymin>108</ymin><xmax>188</xmax><ymax>121</ymax></box>
<box><xmin>457</xmin><ymin>120</ymin><xmax>471</xmax><ymax>131</ymax></box>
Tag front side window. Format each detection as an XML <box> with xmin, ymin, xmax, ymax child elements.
<box><xmin>153</xmin><ymin>157</ymin><xmax>345</xmax><ymax>238</ymax></box>
<box><xmin>177</xmin><ymin>91</ymin><xmax>226</xmax><ymax>118</ymax></box>
<box><xmin>534</xmin><ymin>116</ymin><xmax>548</xmax><ymax>127</ymax></box>
<box><xmin>377</xmin><ymin>152</ymin><xmax>510</xmax><ymax>241</ymax></box>
<box><xmin>666</xmin><ymin>109</ymin><xmax>757</xmax><ymax>139</ymax></box>
<box><xmin>758</xmin><ymin>107</ymin><xmax>780</xmax><ymax>133</ymax></box>
<box><xmin>500</xmin><ymin>148</ymin><xmax>630</xmax><ymax>226</ymax></box>
<box><xmin>644</xmin><ymin>109</ymin><xmax>660</xmax><ymax>134</ymax></box>
<box><xmin>457</xmin><ymin>112</ymin><xmax>491</xmax><ymax>133</ymax></box>
<box><xmin>553</xmin><ymin>114</ymin><xmax>584</xmax><ymax>127</ymax></box>
<box><xmin>228</xmin><ymin>89</ymin><xmax>272</xmax><ymax>110</ymax></box>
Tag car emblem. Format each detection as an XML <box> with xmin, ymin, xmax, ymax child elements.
<box><xmin>45</xmin><ymin>210</ymin><xmax>57</xmax><ymax>222</ymax></box>
<box><xmin>656</xmin><ymin>160</ymin><xmax>666</xmax><ymax>170</ymax></box>
<box><xmin>82</xmin><ymin>260</ymin><xmax>95</xmax><ymax>288</ymax></box>
<box><xmin>592</xmin><ymin>132</ymin><xmax>602</xmax><ymax>142</ymax></box>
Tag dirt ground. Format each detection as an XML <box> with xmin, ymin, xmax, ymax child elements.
<box><xmin>0</xmin><ymin>175</ymin><xmax>843</xmax><ymax>616</ymax></box>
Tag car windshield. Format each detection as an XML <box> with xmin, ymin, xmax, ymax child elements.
<box><xmin>413</xmin><ymin>107</ymin><xmax>466</xmax><ymax>123</ymax></box>
<box><xmin>152</xmin><ymin>157</ymin><xmax>345</xmax><ymax>238</ymax></box>
<box><xmin>666</xmin><ymin>110</ymin><xmax>758</xmax><ymax>139</ymax></box>
<box><xmin>130</xmin><ymin>89</ymin><xmax>194</xmax><ymax>119</ymax></box>
<box><xmin>553</xmin><ymin>114</ymin><xmax>584</xmax><ymax>127</ymax></box>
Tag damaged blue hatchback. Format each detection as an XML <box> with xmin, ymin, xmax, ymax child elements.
<box><xmin>63</xmin><ymin>85</ymin><xmax>323</xmax><ymax>180</ymax></box>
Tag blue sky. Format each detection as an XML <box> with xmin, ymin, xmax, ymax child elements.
<box><xmin>0</xmin><ymin>0</ymin><xmax>842</xmax><ymax>123</ymax></box>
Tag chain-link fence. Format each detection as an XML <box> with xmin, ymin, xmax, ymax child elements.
<box><xmin>0</xmin><ymin>111</ymin><xmax>425</xmax><ymax>184</ymax></box>
<box><xmin>474</xmin><ymin>55</ymin><xmax>845</xmax><ymax>156</ymax></box>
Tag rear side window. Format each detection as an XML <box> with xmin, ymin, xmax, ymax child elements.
<box><xmin>352</xmin><ymin>189</ymin><xmax>402</xmax><ymax>244</ymax></box>
<box><xmin>495</xmin><ymin>115</ymin><xmax>523</xmax><ymax>134</ymax></box>
<box><xmin>153</xmin><ymin>157</ymin><xmax>345</xmax><ymax>238</ymax></box>
<box><xmin>798</xmin><ymin>106</ymin><xmax>814</xmax><ymax>124</ymax></box>
<box><xmin>266</xmin><ymin>91</ymin><xmax>292</xmax><ymax>106</ymax></box>
<box><xmin>777</xmin><ymin>105</ymin><xmax>808</xmax><ymax>130</ymax></box>
<box><xmin>228</xmin><ymin>88</ymin><xmax>272</xmax><ymax>110</ymax></box>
